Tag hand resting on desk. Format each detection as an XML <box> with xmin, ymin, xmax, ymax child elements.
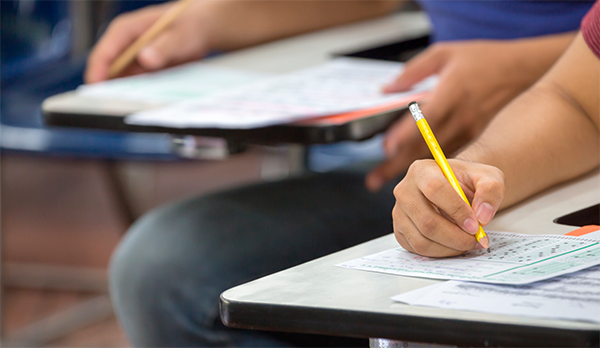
<box><xmin>366</xmin><ymin>33</ymin><xmax>576</xmax><ymax>191</ymax></box>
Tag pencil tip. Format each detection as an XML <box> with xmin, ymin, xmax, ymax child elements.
<box><xmin>478</xmin><ymin>235</ymin><xmax>490</xmax><ymax>252</ymax></box>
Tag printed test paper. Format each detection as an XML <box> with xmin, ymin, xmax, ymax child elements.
<box><xmin>124</xmin><ymin>58</ymin><xmax>438</xmax><ymax>129</ymax></box>
<box><xmin>336</xmin><ymin>231</ymin><xmax>600</xmax><ymax>285</ymax></box>
<box><xmin>392</xmin><ymin>265</ymin><xmax>600</xmax><ymax>324</ymax></box>
<box><xmin>77</xmin><ymin>63</ymin><xmax>268</xmax><ymax>103</ymax></box>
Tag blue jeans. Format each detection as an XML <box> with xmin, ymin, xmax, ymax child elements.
<box><xmin>109</xmin><ymin>165</ymin><xmax>398</xmax><ymax>347</ymax></box>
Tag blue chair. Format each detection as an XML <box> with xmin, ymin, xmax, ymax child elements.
<box><xmin>2</xmin><ymin>54</ymin><xmax>179</xmax><ymax>221</ymax></box>
<box><xmin>1</xmin><ymin>2</ymin><xmax>181</xmax><ymax>344</ymax></box>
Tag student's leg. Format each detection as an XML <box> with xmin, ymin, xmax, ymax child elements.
<box><xmin>109</xmin><ymin>165</ymin><xmax>398</xmax><ymax>347</ymax></box>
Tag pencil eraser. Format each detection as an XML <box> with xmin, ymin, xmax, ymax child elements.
<box><xmin>408</xmin><ymin>101</ymin><xmax>417</xmax><ymax>107</ymax></box>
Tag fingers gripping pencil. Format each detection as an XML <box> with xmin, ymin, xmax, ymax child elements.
<box><xmin>408</xmin><ymin>101</ymin><xmax>491</xmax><ymax>252</ymax></box>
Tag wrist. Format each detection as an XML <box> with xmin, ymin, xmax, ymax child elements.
<box><xmin>455</xmin><ymin>142</ymin><xmax>489</xmax><ymax>164</ymax></box>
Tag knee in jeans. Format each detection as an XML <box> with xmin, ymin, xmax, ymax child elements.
<box><xmin>109</xmin><ymin>223</ymin><xmax>180</xmax><ymax>314</ymax></box>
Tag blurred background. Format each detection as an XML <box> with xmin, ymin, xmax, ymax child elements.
<box><xmin>1</xmin><ymin>1</ymin><xmax>299</xmax><ymax>346</ymax></box>
<box><xmin>1</xmin><ymin>0</ymin><xmax>408</xmax><ymax>345</ymax></box>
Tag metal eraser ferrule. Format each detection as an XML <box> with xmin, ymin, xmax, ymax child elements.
<box><xmin>408</xmin><ymin>102</ymin><xmax>424</xmax><ymax>122</ymax></box>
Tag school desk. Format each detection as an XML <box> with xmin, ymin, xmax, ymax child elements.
<box><xmin>42</xmin><ymin>12</ymin><xmax>431</xmax><ymax>146</ymax></box>
<box><xmin>220</xmin><ymin>170</ymin><xmax>600</xmax><ymax>347</ymax></box>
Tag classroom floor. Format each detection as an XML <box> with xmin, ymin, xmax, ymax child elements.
<box><xmin>1</xmin><ymin>151</ymin><xmax>270</xmax><ymax>346</ymax></box>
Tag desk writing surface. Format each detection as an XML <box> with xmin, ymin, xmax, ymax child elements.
<box><xmin>42</xmin><ymin>13</ymin><xmax>431</xmax><ymax>145</ymax></box>
<box><xmin>206</xmin><ymin>12</ymin><xmax>430</xmax><ymax>74</ymax></box>
<box><xmin>220</xmin><ymin>171</ymin><xmax>600</xmax><ymax>347</ymax></box>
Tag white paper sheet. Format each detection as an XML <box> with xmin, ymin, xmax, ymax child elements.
<box><xmin>336</xmin><ymin>231</ymin><xmax>600</xmax><ymax>284</ymax></box>
<box><xmin>124</xmin><ymin>58</ymin><xmax>438</xmax><ymax>129</ymax></box>
<box><xmin>392</xmin><ymin>265</ymin><xmax>600</xmax><ymax>324</ymax></box>
<box><xmin>77</xmin><ymin>63</ymin><xmax>267</xmax><ymax>103</ymax></box>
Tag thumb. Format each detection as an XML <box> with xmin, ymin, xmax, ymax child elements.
<box><xmin>382</xmin><ymin>46</ymin><xmax>447</xmax><ymax>93</ymax></box>
<box><xmin>468</xmin><ymin>168</ymin><xmax>505</xmax><ymax>226</ymax></box>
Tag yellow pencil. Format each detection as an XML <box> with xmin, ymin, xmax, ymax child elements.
<box><xmin>407</xmin><ymin>101</ymin><xmax>490</xmax><ymax>252</ymax></box>
<box><xmin>108</xmin><ymin>0</ymin><xmax>195</xmax><ymax>79</ymax></box>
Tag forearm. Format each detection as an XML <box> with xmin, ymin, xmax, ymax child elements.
<box><xmin>503</xmin><ymin>32</ymin><xmax>577</xmax><ymax>91</ymax></box>
<box><xmin>456</xmin><ymin>34</ymin><xmax>599</xmax><ymax>209</ymax></box>
<box><xmin>457</xmin><ymin>88</ymin><xmax>598</xmax><ymax>208</ymax></box>
<box><xmin>201</xmin><ymin>0</ymin><xmax>402</xmax><ymax>50</ymax></box>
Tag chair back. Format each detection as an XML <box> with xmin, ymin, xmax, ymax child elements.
<box><xmin>2</xmin><ymin>46</ymin><xmax>175</xmax><ymax>160</ymax></box>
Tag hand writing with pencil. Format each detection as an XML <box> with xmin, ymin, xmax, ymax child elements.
<box><xmin>392</xmin><ymin>158</ymin><xmax>504</xmax><ymax>257</ymax></box>
<box><xmin>85</xmin><ymin>1</ymin><xmax>217</xmax><ymax>83</ymax></box>
<box><xmin>391</xmin><ymin>32</ymin><xmax>600</xmax><ymax>258</ymax></box>
<box><xmin>85</xmin><ymin>0</ymin><xmax>399</xmax><ymax>84</ymax></box>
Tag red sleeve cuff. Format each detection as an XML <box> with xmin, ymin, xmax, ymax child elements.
<box><xmin>582</xmin><ymin>1</ymin><xmax>600</xmax><ymax>59</ymax></box>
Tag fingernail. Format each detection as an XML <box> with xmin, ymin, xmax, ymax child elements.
<box><xmin>382</xmin><ymin>82</ymin><xmax>409</xmax><ymax>93</ymax></box>
<box><xmin>476</xmin><ymin>203</ymin><xmax>495</xmax><ymax>225</ymax></box>
<box><xmin>381</xmin><ymin>84</ymin><xmax>397</xmax><ymax>93</ymax></box>
<box><xmin>463</xmin><ymin>218</ymin><xmax>479</xmax><ymax>235</ymax></box>
<box><xmin>475</xmin><ymin>243</ymin><xmax>484</xmax><ymax>249</ymax></box>
<box><xmin>139</xmin><ymin>47</ymin><xmax>163</xmax><ymax>69</ymax></box>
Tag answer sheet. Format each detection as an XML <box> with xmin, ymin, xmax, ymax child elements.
<box><xmin>336</xmin><ymin>231</ymin><xmax>600</xmax><ymax>284</ymax></box>
<box><xmin>392</xmin><ymin>265</ymin><xmax>600</xmax><ymax>324</ymax></box>
<box><xmin>125</xmin><ymin>58</ymin><xmax>438</xmax><ymax>129</ymax></box>
<box><xmin>77</xmin><ymin>63</ymin><xmax>267</xmax><ymax>103</ymax></box>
